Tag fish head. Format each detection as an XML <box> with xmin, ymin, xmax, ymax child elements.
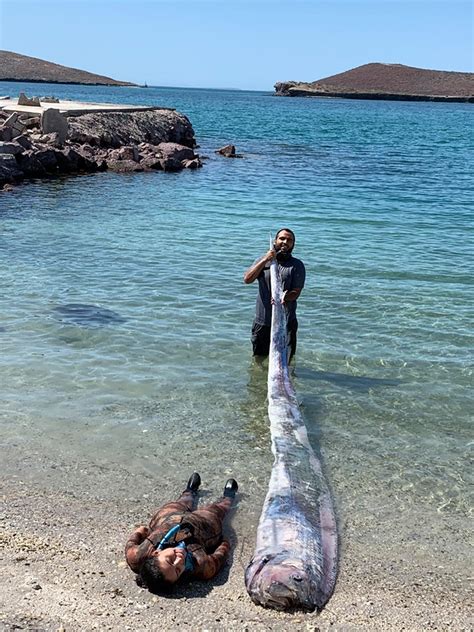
<box><xmin>245</xmin><ymin>551</ymin><xmax>319</xmax><ymax>612</ymax></box>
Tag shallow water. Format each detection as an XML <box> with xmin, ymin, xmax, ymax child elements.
<box><xmin>0</xmin><ymin>82</ymin><xmax>472</xmax><ymax>588</ymax></box>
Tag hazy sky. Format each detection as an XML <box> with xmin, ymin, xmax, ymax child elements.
<box><xmin>1</xmin><ymin>0</ymin><xmax>472</xmax><ymax>90</ymax></box>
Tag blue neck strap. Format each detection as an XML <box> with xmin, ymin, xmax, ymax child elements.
<box><xmin>156</xmin><ymin>524</ymin><xmax>194</xmax><ymax>572</ymax></box>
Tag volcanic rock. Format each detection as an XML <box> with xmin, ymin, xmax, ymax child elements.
<box><xmin>0</xmin><ymin>100</ymin><xmax>202</xmax><ymax>188</ymax></box>
<box><xmin>0</xmin><ymin>153</ymin><xmax>23</xmax><ymax>182</ymax></box>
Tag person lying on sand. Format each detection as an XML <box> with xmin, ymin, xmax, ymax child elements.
<box><xmin>125</xmin><ymin>473</ymin><xmax>238</xmax><ymax>592</ymax></box>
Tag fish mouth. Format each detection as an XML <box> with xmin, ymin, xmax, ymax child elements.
<box><xmin>245</xmin><ymin>554</ymin><xmax>317</xmax><ymax>612</ymax></box>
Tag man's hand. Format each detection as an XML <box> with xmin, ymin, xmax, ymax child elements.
<box><xmin>243</xmin><ymin>249</ymin><xmax>275</xmax><ymax>284</ymax></box>
<box><xmin>271</xmin><ymin>291</ymin><xmax>288</xmax><ymax>306</ymax></box>
<box><xmin>264</xmin><ymin>249</ymin><xmax>276</xmax><ymax>262</ymax></box>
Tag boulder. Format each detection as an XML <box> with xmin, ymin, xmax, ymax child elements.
<box><xmin>3</xmin><ymin>112</ymin><xmax>25</xmax><ymax>137</ymax></box>
<box><xmin>78</xmin><ymin>143</ymin><xmax>94</xmax><ymax>156</ymax></box>
<box><xmin>106</xmin><ymin>159</ymin><xmax>144</xmax><ymax>173</ymax></box>
<box><xmin>156</xmin><ymin>142</ymin><xmax>196</xmax><ymax>171</ymax></box>
<box><xmin>41</xmin><ymin>96</ymin><xmax>60</xmax><ymax>103</ymax></box>
<box><xmin>15</xmin><ymin>135</ymin><xmax>33</xmax><ymax>150</ymax></box>
<box><xmin>52</xmin><ymin>148</ymin><xmax>91</xmax><ymax>173</ymax></box>
<box><xmin>0</xmin><ymin>153</ymin><xmax>23</xmax><ymax>184</ymax></box>
<box><xmin>182</xmin><ymin>157</ymin><xmax>202</xmax><ymax>169</ymax></box>
<box><xmin>107</xmin><ymin>146</ymin><xmax>140</xmax><ymax>162</ymax></box>
<box><xmin>22</xmin><ymin>116</ymin><xmax>41</xmax><ymax>128</ymax></box>
<box><xmin>158</xmin><ymin>142</ymin><xmax>195</xmax><ymax>162</ymax></box>
<box><xmin>0</xmin><ymin>126</ymin><xmax>13</xmax><ymax>142</ymax></box>
<box><xmin>101</xmin><ymin>130</ymin><xmax>121</xmax><ymax>148</ymax></box>
<box><xmin>18</xmin><ymin>92</ymin><xmax>41</xmax><ymax>106</ymax></box>
<box><xmin>31</xmin><ymin>148</ymin><xmax>59</xmax><ymax>173</ymax></box>
<box><xmin>37</xmin><ymin>132</ymin><xmax>62</xmax><ymax>147</ymax></box>
<box><xmin>216</xmin><ymin>144</ymin><xmax>236</xmax><ymax>157</ymax></box>
<box><xmin>67</xmin><ymin>129</ymin><xmax>101</xmax><ymax>146</ymax></box>
<box><xmin>68</xmin><ymin>110</ymin><xmax>196</xmax><ymax>148</ymax></box>
<box><xmin>140</xmin><ymin>155</ymin><xmax>163</xmax><ymax>170</ymax></box>
<box><xmin>4</xmin><ymin>112</ymin><xmax>18</xmax><ymax>127</ymax></box>
<box><xmin>17</xmin><ymin>152</ymin><xmax>46</xmax><ymax>176</ymax></box>
<box><xmin>41</xmin><ymin>108</ymin><xmax>68</xmax><ymax>145</ymax></box>
<box><xmin>0</xmin><ymin>141</ymin><xmax>23</xmax><ymax>155</ymax></box>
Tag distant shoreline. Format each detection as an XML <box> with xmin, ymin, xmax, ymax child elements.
<box><xmin>0</xmin><ymin>50</ymin><xmax>135</xmax><ymax>87</ymax></box>
<box><xmin>0</xmin><ymin>78</ymin><xmax>133</xmax><ymax>87</ymax></box>
<box><xmin>275</xmin><ymin>89</ymin><xmax>474</xmax><ymax>103</ymax></box>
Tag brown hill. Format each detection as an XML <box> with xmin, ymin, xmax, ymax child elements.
<box><xmin>275</xmin><ymin>63</ymin><xmax>474</xmax><ymax>102</ymax></box>
<box><xmin>0</xmin><ymin>50</ymin><xmax>136</xmax><ymax>86</ymax></box>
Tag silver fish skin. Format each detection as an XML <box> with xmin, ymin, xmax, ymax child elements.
<box><xmin>245</xmin><ymin>257</ymin><xmax>338</xmax><ymax>612</ymax></box>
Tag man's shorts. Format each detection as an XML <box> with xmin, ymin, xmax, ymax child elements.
<box><xmin>251</xmin><ymin>320</ymin><xmax>298</xmax><ymax>361</ymax></box>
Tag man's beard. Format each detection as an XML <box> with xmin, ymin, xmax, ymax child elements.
<box><xmin>275</xmin><ymin>247</ymin><xmax>292</xmax><ymax>262</ymax></box>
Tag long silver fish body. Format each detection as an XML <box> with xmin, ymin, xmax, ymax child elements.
<box><xmin>245</xmin><ymin>257</ymin><xmax>338</xmax><ymax>612</ymax></box>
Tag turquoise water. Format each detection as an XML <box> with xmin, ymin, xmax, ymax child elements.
<box><xmin>0</xmin><ymin>83</ymin><xmax>472</xmax><ymax>569</ymax></box>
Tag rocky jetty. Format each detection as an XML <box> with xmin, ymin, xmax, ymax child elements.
<box><xmin>0</xmin><ymin>97</ymin><xmax>202</xmax><ymax>189</ymax></box>
<box><xmin>0</xmin><ymin>50</ymin><xmax>135</xmax><ymax>86</ymax></box>
<box><xmin>275</xmin><ymin>63</ymin><xmax>474</xmax><ymax>102</ymax></box>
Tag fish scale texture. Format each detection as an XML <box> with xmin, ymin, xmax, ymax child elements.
<box><xmin>245</xmin><ymin>259</ymin><xmax>338</xmax><ymax>612</ymax></box>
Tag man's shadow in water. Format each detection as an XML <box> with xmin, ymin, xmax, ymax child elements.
<box><xmin>240</xmin><ymin>360</ymin><xmax>401</xmax><ymax>444</ymax></box>
<box><xmin>294</xmin><ymin>366</ymin><xmax>401</xmax><ymax>392</ymax></box>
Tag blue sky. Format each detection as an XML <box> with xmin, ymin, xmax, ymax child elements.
<box><xmin>0</xmin><ymin>0</ymin><xmax>472</xmax><ymax>90</ymax></box>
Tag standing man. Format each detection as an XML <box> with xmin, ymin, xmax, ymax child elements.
<box><xmin>243</xmin><ymin>228</ymin><xmax>305</xmax><ymax>361</ymax></box>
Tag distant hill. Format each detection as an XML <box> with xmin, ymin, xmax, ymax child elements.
<box><xmin>0</xmin><ymin>50</ymin><xmax>136</xmax><ymax>86</ymax></box>
<box><xmin>275</xmin><ymin>63</ymin><xmax>474</xmax><ymax>102</ymax></box>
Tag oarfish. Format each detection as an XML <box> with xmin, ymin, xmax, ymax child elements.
<box><xmin>245</xmin><ymin>253</ymin><xmax>338</xmax><ymax>612</ymax></box>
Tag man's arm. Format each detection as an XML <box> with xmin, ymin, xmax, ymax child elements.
<box><xmin>282</xmin><ymin>260</ymin><xmax>306</xmax><ymax>303</ymax></box>
<box><xmin>125</xmin><ymin>525</ymin><xmax>150</xmax><ymax>572</ymax></box>
<box><xmin>282</xmin><ymin>288</ymin><xmax>302</xmax><ymax>303</ymax></box>
<box><xmin>243</xmin><ymin>250</ymin><xmax>275</xmax><ymax>284</ymax></box>
<box><xmin>191</xmin><ymin>540</ymin><xmax>231</xmax><ymax>580</ymax></box>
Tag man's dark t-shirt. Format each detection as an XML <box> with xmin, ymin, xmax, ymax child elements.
<box><xmin>255</xmin><ymin>256</ymin><xmax>306</xmax><ymax>326</ymax></box>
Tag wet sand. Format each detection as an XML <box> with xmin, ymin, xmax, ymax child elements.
<box><xmin>1</xmin><ymin>424</ymin><xmax>471</xmax><ymax>632</ymax></box>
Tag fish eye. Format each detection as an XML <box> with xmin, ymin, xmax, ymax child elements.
<box><xmin>291</xmin><ymin>574</ymin><xmax>303</xmax><ymax>582</ymax></box>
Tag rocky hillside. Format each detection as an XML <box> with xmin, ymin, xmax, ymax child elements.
<box><xmin>0</xmin><ymin>50</ymin><xmax>136</xmax><ymax>86</ymax></box>
<box><xmin>275</xmin><ymin>63</ymin><xmax>474</xmax><ymax>102</ymax></box>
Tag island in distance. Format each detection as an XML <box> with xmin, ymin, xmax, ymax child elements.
<box><xmin>0</xmin><ymin>50</ymin><xmax>136</xmax><ymax>86</ymax></box>
<box><xmin>275</xmin><ymin>63</ymin><xmax>474</xmax><ymax>102</ymax></box>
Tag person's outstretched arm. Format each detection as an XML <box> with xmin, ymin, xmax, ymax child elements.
<box><xmin>125</xmin><ymin>525</ymin><xmax>150</xmax><ymax>572</ymax></box>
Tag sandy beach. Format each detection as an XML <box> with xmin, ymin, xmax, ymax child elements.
<box><xmin>1</xmin><ymin>80</ymin><xmax>472</xmax><ymax>632</ymax></box>
<box><xmin>1</xmin><ymin>418</ymin><xmax>471</xmax><ymax>632</ymax></box>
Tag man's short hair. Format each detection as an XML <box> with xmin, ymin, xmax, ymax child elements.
<box><xmin>275</xmin><ymin>228</ymin><xmax>295</xmax><ymax>242</ymax></box>
<box><xmin>139</xmin><ymin>558</ymin><xmax>174</xmax><ymax>594</ymax></box>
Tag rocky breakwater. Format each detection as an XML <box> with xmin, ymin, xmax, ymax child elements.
<box><xmin>0</xmin><ymin>98</ymin><xmax>201</xmax><ymax>190</ymax></box>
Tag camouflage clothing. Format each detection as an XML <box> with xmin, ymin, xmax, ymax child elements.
<box><xmin>125</xmin><ymin>489</ymin><xmax>232</xmax><ymax>580</ymax></box>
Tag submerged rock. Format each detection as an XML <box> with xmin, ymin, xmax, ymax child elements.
<box><xmin>215</xmin><ymin>144</ymin><xmax>243</xmax><ymax>158</ymax></box>
<box><xmin>53</xmin><ymin>304</ymin><xmax>126</xmax><ymax>327</ymax></box>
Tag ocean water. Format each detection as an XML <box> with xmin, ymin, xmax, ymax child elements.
<box><xmin>0</xmin><ymin>82</ymin><xmax>472</xmax><ymax>591</ymax></box>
